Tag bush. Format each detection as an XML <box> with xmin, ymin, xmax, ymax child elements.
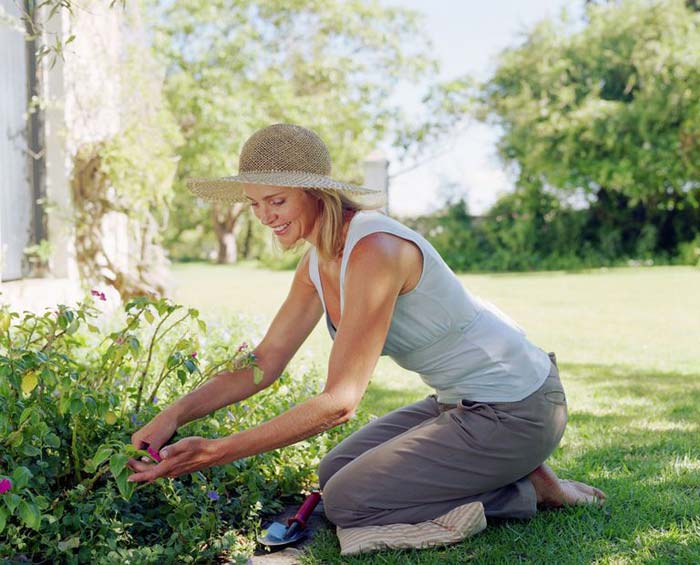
<box><xmin>677</xmin><ymin>235</ymin><xmax>700</xmax><ymax>267</ymax></box>
<box><xmin>404</xmin><ymin>187</ymin><xmax>700</xmax><ymax>273</ymax></box>
<box><xmin>0</xmin><ymin>296</ymin><xmax>360</xmax><ymax>562</ymax></box>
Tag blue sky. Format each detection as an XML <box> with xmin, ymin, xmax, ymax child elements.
<box><xmin>383</xmin><ymin>0</ymin><xmax>582</xmax><ymax>216</ymax></box>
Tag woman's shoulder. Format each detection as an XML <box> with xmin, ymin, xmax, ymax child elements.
<box><xmin>345</xmin><ymin>228</ymin><xmax>422</xmax><ymax>290</ymax></box>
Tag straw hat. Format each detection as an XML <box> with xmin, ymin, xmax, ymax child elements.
<box><xmin>187</xmin><ymin>124</ymin><xmax>382</xmax><ymax>204</ymax></box>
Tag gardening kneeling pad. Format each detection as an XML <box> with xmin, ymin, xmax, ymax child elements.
<box><xmin>335</xmin><ymin>501</ymin><xmax>486</xmax><ymax>556</ymax></box>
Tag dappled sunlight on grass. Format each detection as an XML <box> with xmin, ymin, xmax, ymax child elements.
<box><xmin>167</xmin><ymin>264</ymin><xmax>700</xmax><ymax>563</ymax></box>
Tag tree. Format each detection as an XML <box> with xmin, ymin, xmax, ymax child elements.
<box><xmin>408</xmin><ymin>0</ymin><xmax>700</xmax><ymax>258</ymax></box>
<box><xmin>153</xmin><ymin>0</ymin><xmax>436</xmax><ymax>263</ymax></box>
<box><xmin>480</xmin><ymin>0</ymin><xmax>700</xmax><ymax>205</ymax></box>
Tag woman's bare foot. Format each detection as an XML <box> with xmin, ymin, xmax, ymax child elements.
<box><xmin>528</xmin><ymin>463</ymin><xmax>606</xmax><ymax>508</ymax></box>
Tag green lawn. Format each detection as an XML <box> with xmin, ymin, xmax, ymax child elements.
<box><xmin>169</xmin><ymin>263</ymin><xmax>700</xmax><ymax>564</ymax></box>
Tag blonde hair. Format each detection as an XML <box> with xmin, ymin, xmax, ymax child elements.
<box><xmin>268</xmin><ymin>188</ymin><xmax>383</xmax><ymax>261</ymax></box>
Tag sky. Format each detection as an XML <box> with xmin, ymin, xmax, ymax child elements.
<box><xmin>383</xmin><ymin>0</ymin><xmax>583</xmax><ymax>217</ymax></box>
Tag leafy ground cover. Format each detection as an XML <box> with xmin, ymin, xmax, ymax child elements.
<box><xmin>0</xmin><ymin>295</ymin><xmax>365</xmax><ymax>563</ymax></box>
<box><xmin>169</xmin><ymin>263</ymin><xmax>700</xmax><ymax>563</ymax></box>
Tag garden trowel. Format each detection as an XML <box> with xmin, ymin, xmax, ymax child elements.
<box><xmin>257</xmin><ymin>492</ymin><xmax>322</xmax><ymax>548</ymax></box>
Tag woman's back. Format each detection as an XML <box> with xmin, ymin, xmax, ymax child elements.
<box><xmin>308</xmin><ymin>210</ymin><xmax>551</xmax><ymax>403</ymax></box>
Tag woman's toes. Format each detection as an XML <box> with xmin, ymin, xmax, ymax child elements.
<box><xmin>562</xmin><ymin>480</ymin><xmax>606</xmax><ymax>505</ymax></box>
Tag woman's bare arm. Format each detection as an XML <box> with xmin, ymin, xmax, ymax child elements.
<box><xmin>130</xmin><ymin>252</ymin><xmax>323</xmax><ymax>451</ymax></box>
<box><xmin>126</xmin><ymin>234</ymin><xmax>412</xmax><ymax>481</ymax></box>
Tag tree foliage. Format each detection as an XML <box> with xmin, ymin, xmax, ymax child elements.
<box><xmin>152</xmin><ymin>0</ymin><xmax>436</xmax><ymax>262</ymax></box>
<box><xmin>481</xmin><ymin>0</ymin><xmax>700</xmax><ymax>204</ymax></box>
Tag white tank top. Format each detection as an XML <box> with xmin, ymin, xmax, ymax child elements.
<box><xmin>308</xmin><ymin>210</ymin><xmax>551</xmax><ymax>403</ymax></box>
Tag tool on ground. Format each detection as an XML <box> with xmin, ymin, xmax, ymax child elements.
<box><xmin>257</xmin><ymin>492</ymin><xmax>322</xmax><ymax>548</ymax></box>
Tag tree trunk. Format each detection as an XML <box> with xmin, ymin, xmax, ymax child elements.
<box><xmin>211</xmin><ymin>203</ymin><xmax>245</xmax><ymax>265</ymax></box>
<box><xmin>241</xmin><ymin>214</ymin><xmax>254</xmax><ymax>259</ymax></box>
<box><xmin>217</xmin><ymin>231</ymin><xmax>238</xmax><ymax>264</ymax></box>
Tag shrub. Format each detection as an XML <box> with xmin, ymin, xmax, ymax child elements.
<box><xmin>0</xmin><ymin>296</ymin><xmax>359</xmax><ymax>562</ymax></box>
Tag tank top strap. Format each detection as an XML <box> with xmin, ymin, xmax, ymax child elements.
<box><xmin>338</xmin><ymin>211</ymin><xmax>425</xmax><ymax>313</ymax></box>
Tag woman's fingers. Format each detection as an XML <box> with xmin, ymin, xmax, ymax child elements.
<box><xmin>126</xmin><ymin>436</ymin><xmax>213</xmax><ymax>483</ymax></box>
<box><xmin>127</xmin><ymin>458</ymin><xmax>155</xmax><ymax>473</ymax></box>
<box><xmin>127</xmin><ymin>459</ymin><xmax>171</xmax><ymax>483</ymax></box>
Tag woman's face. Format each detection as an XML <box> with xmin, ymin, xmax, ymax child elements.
<box><xmin>243</xmin><ymin>184</ymin><xmax>319</xmax><ymax>248</ymax></box>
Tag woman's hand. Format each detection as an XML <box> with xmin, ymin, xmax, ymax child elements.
<box><xmin>131</xmin><ymin>411</ymin><xmax>179</xmax><ymax>454</ymax></box>
<box><xmin>126</xmin><ymin>436</ymin><xmax>223</xmax><ymax>483</ymax></box>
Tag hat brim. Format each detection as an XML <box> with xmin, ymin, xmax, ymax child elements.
<box><xmin>187</xmin><ymin>170</ymin><xmax>382</xmax><ymax>204</ymax></box>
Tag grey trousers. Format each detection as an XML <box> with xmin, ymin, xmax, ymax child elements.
<box><xmin>319</xmin><ymin>353</ymin><xmax>567</xmax><ymax>528</ymax></box>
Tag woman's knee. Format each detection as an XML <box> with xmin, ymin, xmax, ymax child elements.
<box><xmin>321</xmin><ymin>470</ymin><xmax>367</xmax><ymax>527</ymax></box>
<box><xmin>318</xmin><ymin>447</ymin><xmax>352</xmax><ymax>490</ymax></box>
<box><xmin>317</xmin><ymin>453</ymin><xmax>337</xmax><ymax>490</ymax></box>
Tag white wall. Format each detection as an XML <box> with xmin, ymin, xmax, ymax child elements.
<box><xmin>1</xmin><ymin>1</ymin><xmax>127</xmax><ymax>312</ymax></box>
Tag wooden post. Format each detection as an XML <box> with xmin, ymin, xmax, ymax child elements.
<box><xmin>363</xmin><ymin>150</ymin><xmax>390</xmax><ymax>215</ymax></box>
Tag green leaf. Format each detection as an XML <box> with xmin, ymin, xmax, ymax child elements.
<box><xmin>19</xmin><ymin>407</ymin><xmax>34</xmax><ymax>426</ymax></box>
<box><xmin>91</xmin><ymin>446</ymin><xmax>113</xmax><ymax>469</ymax></box>
<box><xmin>58</xmin><ymin>395</ymin><xmax>70</xmax><ymax>415</ymax></box>
<box><xmin>109</xmin><ymin>453</ymin><xmax>128</xmax><ymax>477</ymax></box>
<box><xmin>7</xmin><ymin>430</ymin><xmax>23</xmax><ymax>448</ymax></box>
<box><xmin>144</xmin><ymin>310</ymin><xmax>154</xmax><ymax>324</ymax></box>
<box><xmin>184</xmin><ymin>359</ymin><xmax>197</xmax><ymax>374</ymax></box>
<box><xmin>128</xmin><ymin>336</ymin><xmax>141</xmax><ymax>356</ymax></box>
<box><xmin>12</xmin><ymin>466</ymin><xmax>33</xmax><ymax>490</ymax></box>
<box><xmin>87</xmin><ymin>324</ymin><xmax>100</xmax><ymax>334</ymax></box>
<box><xmin>124</xmin><ymin>445</ymin><xmax>150</xmax><ymax>459</ymax></box>
<box><xmin>253</xmin><ymin>366</ymin><xmax>264</xmax><ymax>385</ymax></box>
<box><xmin>114</xmin><ymin>469</ymin><xmax>135</xmax><ymax>500</ymax></box>
<box><xmin>44</xmin><ymin>432</ymin><xmax>61</xmax><ymax>449</ymax></box>
<box><xmin>21</xmin><ymin>444</ymin><xmax>41</xmax><ymax>457</ymax></box>
<box><xmin>58</xmin><ymin>536</ymin><xmax>80</xmax><ymax>551</ymax></box>
<box><xmin>70</xmin><ymin>398</ymin><xmax>82</xmax><ymax>415</ymax></box>
<box><xmin>18</xmin><ymin>500</ymin><xmax>41</xmax><ymax>530</ymax></box>
<box><xmin>5</xmin><ymin>493</ymin><xmax>21</xmax><ymax>513</ymax></box>
<box><xmin>198</xmin><ymin>319</ymin><xmax>207</xmax><ymax>332</ymax></box>
<box><xmin>0</xmin><ymin>506</ymin><xmax>6</xmax><ymax>534</ymax></box>
<box><xmin>177</xmin><ymin>369</ymin><xmax>187</xmax><ymax>385</ymax></box>
<box><xmin>33</xmin><ymin>495</ymin><xmax>49</xmax><ymax>510</ymax></box>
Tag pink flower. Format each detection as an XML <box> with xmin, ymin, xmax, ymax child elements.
<box><xmin>191</xmin><ymin>352</ymin><xmax>197</xmax><ymax>358</ymax></box>
<box><xmin>0</xmin><ymin>478</ymin><xmax>11</xmax><ymax>494</ymax></box>
<box><xmin>237</xmin><ymin>342</ymin><xmax>248</xmax><ymax>353</ymax></box>
<box><xmin>90</xmin><ymin>289</ymin><xmax>107</xmax><ymax>301</ymax></box>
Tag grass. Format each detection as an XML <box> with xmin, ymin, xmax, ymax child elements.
<box><xmin>168</xmin><ymin>263</ymin><xmax>700</xmax><ymax>564</ymax></box>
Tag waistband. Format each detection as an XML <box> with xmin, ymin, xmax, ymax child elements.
<box><xmin>437</xmin><ymin>351</ymin><xmax>559</xmax><ymax>412</ymax></box>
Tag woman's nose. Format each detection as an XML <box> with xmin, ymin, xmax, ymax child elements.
<box><xmin>259</xmin><ymin>207</ymin><xmax>276</xmax><ymax>226</ymax></box>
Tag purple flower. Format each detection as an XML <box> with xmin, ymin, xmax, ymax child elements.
<box><xmin>147</xmin><ymin>446</ymin><xmax>162</xmax><ymax>463</ymax></box>
<box><xmin>236</xmin><ymin>342</ymin><xmax>248</xmax><ymax>353</ymax></box>
<box><xmin>0</xmin><ymin>478</ymin><xmax>11</xmax><ymax>494</ymax></box>
<box><xmin>191</xmin><ymin>352</ymin><xmax>197</xmax><ymax>359</ymax></box>
<box><xmin>226</xmin><ymin>410</ymin><xmax>235</xmax><ymax>421</ymax></box>
<box><xmin>90</xmin><ymin>289</ymin><xmax>107</xmax><ymax>301</ymax></box>
<box><xmin>206</xmin><ymin>490</ymin><xmax>220</xmax><ymax>501</ymax></box>
<box><xmin>130</xmin><ymin>414</ymin><xmax>143</xmax><ymax>426</ymax></box>
<box><xmin>152</xmin><ymin>396</ymin><xmax>158</xmax><ymax>404</ymax></box>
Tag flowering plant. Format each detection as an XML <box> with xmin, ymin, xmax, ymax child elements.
<box><xmin>0</xmin><ymin>295</ymin><xmax>341</xmax><ymax>562</ymax></box>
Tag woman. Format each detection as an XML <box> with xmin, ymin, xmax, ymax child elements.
<box><xmin>128</xmin><ymin>124</ymin><xmax>605</xmax><ymax>554</ymax></box>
